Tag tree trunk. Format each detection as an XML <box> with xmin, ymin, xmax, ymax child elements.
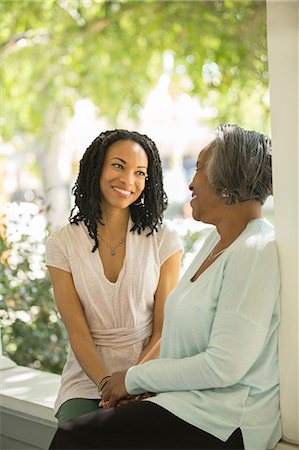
<box><xmin>34</xmin><ymin>108</ymin><xmax>71</xmax><ymax>231</ymax></box>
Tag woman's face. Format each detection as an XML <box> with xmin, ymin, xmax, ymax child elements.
<box><xmin>99</xmin><ymin>139</ymin><xmax>148</xmax><ymax>210</ymax></box>
<box><xmin>189</xmin><ymin>145</ymin><xmax>223</xmax><ymax>223</ymax></box>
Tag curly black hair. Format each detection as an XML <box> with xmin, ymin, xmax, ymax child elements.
<box><xmin>69</xmin><ymin>129</ymin><xmax>168</xmax><ymax>252</ymax></box>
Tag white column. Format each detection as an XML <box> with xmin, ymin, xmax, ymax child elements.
<box><xmin>267</xmin><ymin>0</ymin><xmax>299</xmax><ymax>445</ymax></box>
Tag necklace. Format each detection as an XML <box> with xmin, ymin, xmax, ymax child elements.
<box><xmin>97</xmin><ymin>233</ymin><xmax>126</xmax><ymax>256</ymax></box>
<box><xmin>208</xmin><ymin>241</ymin><xmax>227</xmax><ymax>260</ymax></box>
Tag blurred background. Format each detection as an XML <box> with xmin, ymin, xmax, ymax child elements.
<box><xmin>0</xmin><ymin>0</ymin><xmax>273</xmax><ymax>375</ymax></box>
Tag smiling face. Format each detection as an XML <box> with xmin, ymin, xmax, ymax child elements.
<box><xmin>99</xmin><ymin>139</ymin><xmax>148</xmax><ymax>211</ymax></box>
<box><xmin>189</xmin><ymin>145</ymin><xmax>224</xmax><ymax>224</ymax></box>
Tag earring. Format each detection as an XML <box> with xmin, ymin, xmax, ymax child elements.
<box><xmin>221</xmin><ymin>188</ymin><xmax>230</xmax><ymax>198</ymax></box>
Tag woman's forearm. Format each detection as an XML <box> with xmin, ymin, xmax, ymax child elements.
<box><xmin>137</xmin><ymin>337</ymin><xmax>161</xmax><ymax>364</ymax></box>
<box><xmin>68</xmin><ymin>331</ymin><xmax>109</xmax><ymax>387</ymax></box>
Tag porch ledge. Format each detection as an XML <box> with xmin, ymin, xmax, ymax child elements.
<box><xmin>0</xmin><ymin>357</ymin><xmax>60</xmax><ymax>449</ymax></box>
<box><xmin>0</xmin><ymin>357</ymin><xmax>60</xmax><ymax>423</ymax></box>
<box><xmin>0</xmin><ymin>358</ymin><xmax>298</xmax><ymax>449</ymax></box>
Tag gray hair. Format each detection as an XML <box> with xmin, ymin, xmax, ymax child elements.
<box><xmin>206</xmin><ymin>124</ymin><xmax>272</xmax><ymax>205</ymax></box>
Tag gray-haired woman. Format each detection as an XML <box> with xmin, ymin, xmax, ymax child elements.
<box><xmin>49</xmin><ymin>124</ymin><xmax>281</xmax><ymax>450</ymax></box>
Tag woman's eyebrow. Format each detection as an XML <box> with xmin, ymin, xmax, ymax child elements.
<box><xmin>111</xmin><ymin>157</ymin><xmax>147</xmax><ymax>169</ymax></box>
<box><xmin>112</xmin><ymin>157</ymin><xmax>127</xmax><ymax>164</ymax></box>
<box><xmin>196</xmin><ymin>160</ymin><xmax>206</xmax><ymax>169</ymax></box>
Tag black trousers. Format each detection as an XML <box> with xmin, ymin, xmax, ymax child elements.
<box><xmin>49</xmin><ymin>401</ymin><xmax>244</xmax><ymax>450</ymax></box>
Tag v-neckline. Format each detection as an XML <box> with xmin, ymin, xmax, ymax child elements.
<box><xmin>96</xmin><ymin>218</ymin><xmax>131</xmax><ymax>285</ymax></box>
<box><xmin>189</xmin><ymin>218</ymin><xmax>263</xmax><ymax>283</ymax></box>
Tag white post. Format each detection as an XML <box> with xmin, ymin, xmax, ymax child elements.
<box><xmin>267</xmin><ymin>0</ymin><xmax>299</xmax><ymax>445</ymax></box>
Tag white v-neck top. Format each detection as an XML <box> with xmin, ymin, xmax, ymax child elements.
<box><xmin>46</xmin><ymin>218</ymin><xmax>182</xmax><ymax>414</ymax></box>
<box><xmin>126</xmin><ymin>218</ymin><xmax>281</xmax><ymax>450</ymax></box>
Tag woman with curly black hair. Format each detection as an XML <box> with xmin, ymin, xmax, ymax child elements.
<box><xmin>46</xmin><ymin>129</ymin><xmax>182</xmax><ymax>426</ymax></box>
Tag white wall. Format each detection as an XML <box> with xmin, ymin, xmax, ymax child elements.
<box><xmin>267</xmin><ymin>0</ymin><xmax>299</xmax><ymax>445</ymax></box>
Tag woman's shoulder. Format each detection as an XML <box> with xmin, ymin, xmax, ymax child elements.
<box><xmin>244</xmin><ymin>218</ymin><xmax>276</xmax><ymax>246</ymax></box>
<box><xmin>229</xmin><ymin>218</ymin><xmax>278</xmax><ymax>264</ymax></box>
<box><xmin>132</xmin><ymin>219</ymin><xmax>182</xmax><ymax>249</ymax></box>
<box><xmin>154</xmin><ymin>220</ymin><xmax>184</xmax><ymax>258</ymax></box>
<box><xmin>155</xmin><ymin>219</ymin><xmax>181</xmax><ymax>242</ymax></box>
<box><xmin>47</xmin><ymin>221</ymin><xmax>86</xmax><ymax>244</ymax></box>
<box><xmin>159</xmin><ymin>219</ymin><xmax>180</xmax><ymax>235</ymax></box>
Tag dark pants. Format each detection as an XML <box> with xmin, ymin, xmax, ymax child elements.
<box><xmin>49</xmin><ymin>401</ymin><xmax>244</xmax><ymax>450</ymax></box>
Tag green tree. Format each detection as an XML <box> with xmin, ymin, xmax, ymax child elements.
<box><xmin>1</xmin><ymin>0</ymin><xmax>269</xmax><ymax>225</ymax></box>
<box><xmin>1</xmin><ymin>0</ymin><xmax>269</xmax><ymax>135</ymax></box>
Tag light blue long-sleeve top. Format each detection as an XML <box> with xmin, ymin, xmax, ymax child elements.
<box><xmin>125</xmin><ymin>218</ymin><xmax>281</xmax><ymax>450</ymax></box>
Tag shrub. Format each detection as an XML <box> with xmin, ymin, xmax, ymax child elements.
<box><xmin>1</xmin><ymin>203</ymin><xmax>67</xmax><ymax>374</ymax></box>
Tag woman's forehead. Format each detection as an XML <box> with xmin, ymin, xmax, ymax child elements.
<box><xmin>197</xmin><ymin>144</ymin><xmax>212</xmax><ymax>162</ymax></box>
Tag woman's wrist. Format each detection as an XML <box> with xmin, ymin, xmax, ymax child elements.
<box><xmin>97</xmin><ymin>375</ymin><xmax>111</xmax><ymax>396</ymax></box>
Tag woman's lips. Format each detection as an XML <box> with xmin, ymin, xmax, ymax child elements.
<box><xmin>112</xmin><ymin>186</ymin><xmax>133</xmax><ymax>199</ymax></box>
<box><xmin>190</xmin><ymin>193</ymin><xmax>198</xmax><ymax>204</ymax></box>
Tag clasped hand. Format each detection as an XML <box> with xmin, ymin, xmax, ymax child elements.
<box><xmin>101</xmin><ymin>370</ymin><xmax>153</xmax><ymax>409</ymax></box>
<box><xmin>101</xmin><ymin>370</ymin><xmax>128</xmax><ymax>408</ymax></box>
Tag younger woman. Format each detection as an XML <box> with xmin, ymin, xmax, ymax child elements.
<box><xmin>46</xmin><ymin>129</ymin><xmax>182</xmax><ymax>425</ymax></box>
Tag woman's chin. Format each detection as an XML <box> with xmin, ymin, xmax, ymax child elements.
<box><xmin>191</xmin><ymin>210</ymin><xmax>201</xmax><ymax>221</ymax></box>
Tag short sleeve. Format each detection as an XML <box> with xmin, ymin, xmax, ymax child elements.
<box><xmin>158</xmin><ymin>221</ymin><xmax>184</xmax><ymax>266</ymax></box>
<box><xmin>45</xmin><ymin>228</ymin><xmax>71</xmax><ymax>272</ymax></box>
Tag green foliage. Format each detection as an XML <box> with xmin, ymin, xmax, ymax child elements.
<box><xmin>1</xmin><ymin>0</ymin><xmax>270</xmax><ymax>139</ymax></box>
<box><xmin>182</xmin><ymin>229</ymin><xmax>202</xmax><ymax>256</ymax></box>
<box><xmin>0</xmin><ymin>206</ymin><xmax>68</xmax><ymax>374</ymax></box>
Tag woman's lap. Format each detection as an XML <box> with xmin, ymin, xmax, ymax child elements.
<box><xmin>56</xmin><ymin>398</ymin><xmax>100</xmax><ymax>425</ymax></box>
<box><xmin>50</xmin><ymin>401</ymin><xmax>244</xmax><ymax>449</ymax></box>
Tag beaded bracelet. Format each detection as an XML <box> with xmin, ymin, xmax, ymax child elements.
<box><xmin>97</xmin><ymin>375</ymin><xmax>111</xmax><ymax>397</ymax></box>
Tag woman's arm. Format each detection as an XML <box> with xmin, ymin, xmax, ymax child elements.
<box><xmin>48</xmin><ymin>266</ymin><xmax>108</xmax><ymax>387</ymax></box>
<box><xmin>103</xmin><ymin>309</ymin><xmax>277</xmax><ymax>408</ymax></box>
<box><xmin>103</xmin><ymin>238</ymin><xmax>280</xmax><ymax>404</ymax></box>
<box><xmin>125</xmin><ymin>240</ymin><xmax>280</xmax><ymax>395</ymax></box>
<box><xmin>136</xmin><ymin>250</ymin><xmax>181</xmax><ymax>364</ymax></box>
<box><xmin>139</xmin><ymin>338</ymin><xmax>161</xmax><ymax>363</ymax></box>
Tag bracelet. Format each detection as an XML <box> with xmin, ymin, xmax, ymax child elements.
<box><xmin>97</xmin><ymin>375</ymin><xmax>111</xmax><ymax>396</ymax></box>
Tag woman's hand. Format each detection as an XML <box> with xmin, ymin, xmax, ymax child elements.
<box><xmin>101</xmin><ymin>392</ymin><xmax>155</xmax><ymax>409</ymax></box>
<box><xmin>101</xmin><ymin>370</ymin><xmax>128</xmax><ymax>408</ymax></box>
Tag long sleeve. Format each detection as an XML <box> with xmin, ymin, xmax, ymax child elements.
<box><xmin>126</xmin><ymin>313</ymin><xmax>272</xmax><ymax>394</ymax></box>
<box><xmin>125</xmin><ymin>224</ymin><xmax>280</xmax><ymax>395</ymax></box>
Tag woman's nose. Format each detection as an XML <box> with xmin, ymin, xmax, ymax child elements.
<box><xmin>120</xmin><ymin>171</ymin><xmax>134</xmax><ymax>185</ymax></box>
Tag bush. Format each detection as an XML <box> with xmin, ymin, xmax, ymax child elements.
<box><xmin>1</xmin><ymin>203</ymin><xmax>67</xmax><ymax>374</ymax></box>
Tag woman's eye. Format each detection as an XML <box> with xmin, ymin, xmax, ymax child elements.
<box><xmin>195</xmin><ymin>163</ymin><xmax>205</xmax><ymax>172</ymax></box>
<box><xmin>112</xmin><ymin>163</ymin><xmax>123</xmax><ymax>169</ymax></box>
<box><xmin>136</xmin><ymin>171</ymin><xmax>146</xmax><ymax>176</ymax></box>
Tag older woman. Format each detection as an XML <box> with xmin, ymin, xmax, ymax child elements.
<box><xmin>49</xmin><ymin>124</ymin><xmax>281</xmax><ymax>450</ymax></box>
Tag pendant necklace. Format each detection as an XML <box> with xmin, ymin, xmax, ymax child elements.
<box><xmin>97</xmin><ymin>233</ymin><xmax>126</xmax><ymax>256</ymax></box>
<box><xmin>208</xmin><ymin>241</ymin><xmax>227</xmax><ymax>260</ymax></box>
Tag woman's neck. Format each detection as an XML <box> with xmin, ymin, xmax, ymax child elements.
<box><xmin>99</xmin><ymin>206</ymin><xmax>130</xmax><ymax>239</ymax></box>
<box><xmin>215</xmin><ymin>201</ymin><xmax>262</xmax><ymax>246</ymax></box>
